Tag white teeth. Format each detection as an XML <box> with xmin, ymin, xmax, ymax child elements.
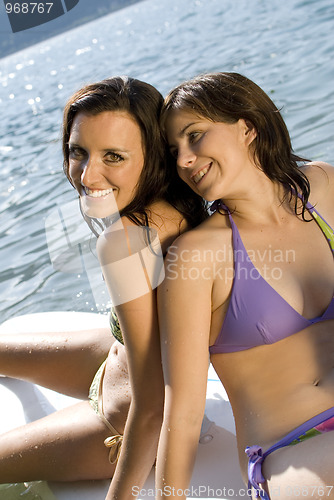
<box><xmin>84</xmin><ymin>188</ymin><xmax>114</xmax><ymax>198</ymax></box>
<box><xmin>193</xmin><ymin>165</ymin><xmax>210</xmax><ymax>184</ymax></box>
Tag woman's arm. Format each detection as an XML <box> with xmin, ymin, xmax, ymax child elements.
<box><xmin>106</xmin><ymin>294</ymin><xmax>164</xmax><ymax>499</ymax></box>
<box><xmin>156</xmin><ymin>232</ymin><xmax>213</xmax><ymax>499</ymax></box>
<box><xmin>97</xmin><ymin>218</ymin><xmax>165</xmax><ymax>499</ymax></box>
<box><xmin>97</xmin><ymin>214</ymin><xmax>182</xmax><ymax>499</ymax></box>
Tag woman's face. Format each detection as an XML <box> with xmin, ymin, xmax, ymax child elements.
<box><xmin>68</xmin><ymin>110</ymin><xmax>145</xmax><ymax>218</ymax></box>
<box><xmin>165</xmin><ymin>109</ymin><xmax>257</xmax><ymax>202</ymax></box>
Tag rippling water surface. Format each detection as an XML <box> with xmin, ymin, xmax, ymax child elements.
<box><xmin>0</xmin><ymin>0</ymin><xmax>333</xmax><ymax>322</ymax></box>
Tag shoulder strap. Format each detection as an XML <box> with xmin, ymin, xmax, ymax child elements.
<box><xmin>306</xmin><ymin>201</ymin><xmax>334</xmax><ymax>253</ymax></box>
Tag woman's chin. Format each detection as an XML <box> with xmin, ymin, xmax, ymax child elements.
<box><xmin>80</xmin><ymin>192</ymin><xmax>120</xmax><ymax>219</ymax></box>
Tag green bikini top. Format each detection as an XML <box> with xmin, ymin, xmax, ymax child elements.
<box><xmin>110</xmin><ymin>308</ymin><xmax>124</xmax><ymax>345</ymax></box>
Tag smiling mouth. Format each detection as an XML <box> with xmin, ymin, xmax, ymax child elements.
<box><xmin>84</xmin><ymin>187</ymin><xmax>115</xmax><ymax>198</ymax></box>
<box><xmin>192</xmin><ymin>163</ymin><xmax>211</xmax><ymax>184</ymax></box>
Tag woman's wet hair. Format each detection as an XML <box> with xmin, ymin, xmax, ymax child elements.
<box><xmin>161</xmin><ymin>72</ymin><xmax>311</xmax><ymax>218</ymax></box>
<box><xmin>63</xmin><ymin>76</ymin><xmax>207</xmax><ymax>230</ymax></box>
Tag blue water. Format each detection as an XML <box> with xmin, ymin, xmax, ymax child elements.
<box><xmin>0</xmin><ymin>0</ymin><xmax>333</xmax><ymax>322</ymax></box>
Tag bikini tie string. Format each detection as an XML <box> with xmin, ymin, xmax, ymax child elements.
<box><xmin>209</xmin><ymin>199</ymin><xmax>223</xmax><ymax>214</ymax></box>
<box><xmin>104</xmin><ymin>434</ymin><xmax>123</xmax><ymax>464</ymax></box>
<box><xmin>209</xmin><ymin>199</ymin><xmax>231</xmax><ymax>215</ymax></box>
<box><xmin>245</xmin><ymin>445</ymin><xmax>270</xmax><ymax>500</ymax></box>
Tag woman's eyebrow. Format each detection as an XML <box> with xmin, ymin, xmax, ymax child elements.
<box><xmin>178</xmin><ymin>122</ymin><xmax>197</xmax><ymax>137</ymax></box>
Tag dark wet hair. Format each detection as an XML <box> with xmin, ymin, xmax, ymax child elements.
<box><xmin>161</xmin><ymin>72</ymin><xmax>311</xmax><ymax>218</ymax></box>
<box><xmin>63</xmin><ymin>76</ymin><xmax>207</xmax><ymax>231</ymax></box>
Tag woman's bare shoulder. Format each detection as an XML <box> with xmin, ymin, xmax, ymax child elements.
<box><xmin>145</xmin><ymin>200</ymin><xmax>189</xmax><ymax>252</ymax></box>
<box><xmin>302</xmin><ymin>161</ymin><xmax>334</xmax><ymax>190</ymax></box>
<box><xmin>166</xmin><ymin>210</ymin><xmax>231</xmax><ymax>255</ymax></box>
<box><xmin>302</xmin><ymin>161</ymin><xmax>334</xmax><ymax>221</ymax></box>
<box><xmin>96</xmin><ymin>202</ymin><xmax>186</xmax><ymax>257</ymax></box>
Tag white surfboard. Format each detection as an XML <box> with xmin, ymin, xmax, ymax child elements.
<box><xmin>0</xmin><ymin>312</ymin><xmax>244</xmax><ymax>499</ymax></box>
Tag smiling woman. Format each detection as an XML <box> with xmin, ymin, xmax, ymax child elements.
<box><xmin>156</xmin><ymin>72</ymin><xmax>334</xmax><ymax>499</ymax></box>
<box><xmin>62</xmin><ymin>77</ymin><xmax>204</xmax><ymax>229</ymax></box>
<box><xmin>0</xmin><ymin>76</ymin><xmax>208</xmax><ymax>494</ymax></box>
<box><xmin>68</xmin><ymin>111</ymin><xmax>145</xmax><ymax>218</ymax></box>
<box><xmin>165</xmin><ymin>110</ymin><xmax>257</xmax><ymax>202</ymax></box>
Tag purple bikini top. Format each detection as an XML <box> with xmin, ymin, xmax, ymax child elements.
<box><xmin>209</xmin><ymin>200</ymin><xmax>334</xmax><ymax>354</ymax></box>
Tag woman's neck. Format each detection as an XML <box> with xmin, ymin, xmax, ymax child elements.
<box><xmin>221</xmin><ymin>179</ymin><xmax>295</xmax><ymax>225</ymax></box>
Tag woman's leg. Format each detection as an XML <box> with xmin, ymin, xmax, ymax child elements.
<box><xmin>0</xmin><ymin>328</ymin><xmax>114</xmax><ymax>398</ymax></box>
<box><xmin>0</xmin><ymin>401</ymin><xmax>118</xmax><ymax>482</ymax></box>
<box><xmin>264</xmin><ymin>431</ymin><xmax>334</xmax><ymax>499</ymax></box>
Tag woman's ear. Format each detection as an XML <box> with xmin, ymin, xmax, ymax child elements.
<box><xmin>243</xmin><ymin>119</ymin><xmax>257</xmax><ymax>145</ymax></box>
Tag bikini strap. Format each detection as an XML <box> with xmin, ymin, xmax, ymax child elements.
<box><xmin>97</xmin><ymin>361</ymin><xmax>123</xmax><ymax>464</ymax></box>
<box><xmin>209</xmin><ymin>199</ymin><xmax>229</xmax><ymax>214</ymax></box>
<box><xmin>246</xmin><ymin>407</ymin><xmax>334</xmax><ymax>499</ymax></box>
<box><xmin>305</xmin><ymin>201</ymin><xmax>334</xmax><ymax>253</ymax></box>
<box><xmin>209</xmin><ymin>199</ymin><xmax>241</xmax><ymax>245</ymax></box>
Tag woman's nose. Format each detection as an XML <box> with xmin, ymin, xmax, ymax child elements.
<box><xmin>177</xmin><ymin>147</ymin><xmax>196</xmax><ymax>168</ymax></box>
<box><xmin>80</xmin><ymin>158</ymin><xmax>100</xmax><ymax>186</ymax></box>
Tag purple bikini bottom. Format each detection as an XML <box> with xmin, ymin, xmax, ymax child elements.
<box><xmin>245</xmin><ymin>406</ymin><xmax>334</xmax><ymax>499</ymax></box>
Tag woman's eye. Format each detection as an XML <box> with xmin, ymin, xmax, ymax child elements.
<box><xmin>188</xmin><ymin>131</ymin><xmax>201</xmax><ymax>143</ymax></box>
<box><xmin>105</xmin><ymin>152</ymin><xmax>124</xmax><ymax>163</ymax></box>
<box><xmin>69</xmin><ymin>146</ymin><xmax>86</xmax><ymax>159</ymax></box>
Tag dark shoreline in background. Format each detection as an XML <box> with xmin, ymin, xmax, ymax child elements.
<box><xmin>0</xmin><ymin>0</ymin><xmax>144</xmax><ymax>59</ymax></box>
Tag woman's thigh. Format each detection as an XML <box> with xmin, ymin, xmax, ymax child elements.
<box><xmin>0</xmin><ymin>328</ymin><xmax>114</xmax><ymax>398</ymax></box>
<box><xmin>263</xmin><ymin>432</ymin><xmax>334</xmax><ymax>499</ymax></box>
<box><xmin>0</xmin><ymin>401</ymin><xmax>118</xmax><ymax>483</ymax></box>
